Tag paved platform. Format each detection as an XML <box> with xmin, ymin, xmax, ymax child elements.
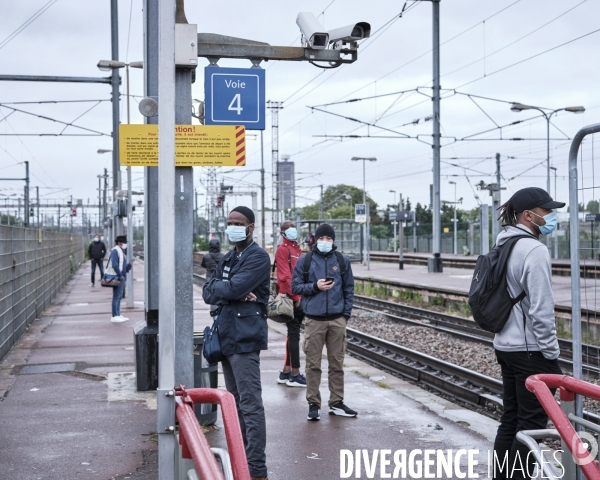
<box><xmin>0</xmin><ymin>259</ymin><xmax>501</xmax><ymax>479</ymax></box>
<box><xmin>352</xmin><ymin>259</ymin><xmax>600</xmax><ymax>311</ymax></box>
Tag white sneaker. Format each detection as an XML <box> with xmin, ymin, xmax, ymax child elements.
<box><xmin>118</xmin><ymin>315</ymin><xmax>129</xmax><ymax>321</ymax></box>
<box><xmin>111</xmin><ymin>316</ymin><xmax>128</xmax><ymax>323</ymax></box>
<box><xmin>90</xmin><ymin>283</ymin><xmax>94</xmax><ymax>287</ymax></box>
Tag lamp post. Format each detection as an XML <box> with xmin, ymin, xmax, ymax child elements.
<box><xmin>351</xmin><ymin>156</ymin><xmax>377</xmax><ymax>270</ymax></box>
<box><xmin>449</xmin><ymin>181</ymin><xmax>457</xmax><ymax>255</ymax></box>
<box><xmin>510</xmin><ymin>103</ymin><xmax>584</xmax><ymax>249</ymax></box>
<box><xmin>550</xmin><ymin>165</ymin><xmax>558</xmax><ymax>259</ymax></box>
<box><xmin>389</xmin><ymin>189</ymin><xmax>397</xmax><ymax>252</ymax></box>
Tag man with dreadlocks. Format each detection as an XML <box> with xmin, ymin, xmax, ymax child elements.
<box><xmin>492</xmin><ymin>187</ymin><xmax>564</xmax><ymax>479</ymax></box>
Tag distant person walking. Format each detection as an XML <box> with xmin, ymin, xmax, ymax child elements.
<box><xmin>201</xmin><ymin>238</ymin><xmax>224</xmax><ymax>279</ymax></box>
<box><xmin>202</xmin><ymin>206</ymin><xmax>271</xmax><ymax>480</ymax></box>
<box><xmin>275</xmin><ymin>220</ymin><xmax>306</xmax><ymax>387</ymax></box>
<box><xmin>492</xmin><ymin>187</ymin><xmax>564</xmax><ymax>479</ymax></box>
<box><xmin>105</xmin><ymin>235</ymin><xmax>131</xmax><ymax>323</ymax></box>
<box><xmin>292</xmin><ymin>223</ymin><xmax>356</xmax><ymax>421</ymax></box>
<box><xmin>88</xmin><ymin>233</ymin><xmax>106</xmax><ymax>287</ymax></box>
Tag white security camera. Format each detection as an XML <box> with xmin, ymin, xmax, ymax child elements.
<box><xmin>328</xmin><ymin>22</ymin><xmax>371</xmax><ymax>45</ymax></box>
<box><xmin>296</xmin><ymin>12</ymin><xmax>329</xmax><ymax>50</ymax></box>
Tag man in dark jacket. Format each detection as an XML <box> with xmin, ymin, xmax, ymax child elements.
<box><xmin>291</xmin><ymin>223</ymin><xmax>355</xmax><ymax>421</ymax></box>
<box><xmin>88</xmin><ymin>233</ymin><xmax>107</xmax><ymax>287</ymax></box>
<box><xmin>202</xmin><ymin>206</ymin><xmax>270</xmax><ymax>480</ymax></box>
<box><xmin>201</xmin><ymin>238</ymin><xmax>223</xmax><ymax>279</ymax></box>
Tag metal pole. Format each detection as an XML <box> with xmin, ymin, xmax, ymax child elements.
<box><xmin>144</xmin><ymin>0</ymin><xmax>159</xmax><ymax>326</ymax></box>
<box><xmin>58</xmin><ymin>205</ymin><xmax>60</xmax><ymax>232</ymax></box>
<box><xmin>413</xmin><ymin>216</ymin><xmax>417</xmax><ymax>252</ymax></box>
<box><xmin>568</xmin><ymin>123</ymin><xmax>600</xmax><ymax>465</ymax></box>
<box><xmin>36</xmin><ymin>186</ymin><xmax>40</xmax><ymax>228</ymax></box>
<box><xmin>430</xmin><ymin>0</ymin><xmax>442</xmax><ymax>272</ymax></box>
<box><xmin>453</xmin><ymin>184</ymin><xmax>457</xmax><ymax>255</ymax></box>
<box><xmin>260</xmin><ymin>130</ymin><xmax>265</xmax><ymax>248</ymax></box>
<box><xmin>319</xmin><ymin>185</ymin><xmax>324</xmax><ymax>220</ymax></box>
<box><xmin>98</xmin><ymin>177</ymin><xmax>102</xmax><ymax>236</ymax></box>
<box><xmin>103</xmin><ymin>168</ymin><xmax>108</xmax><ymax>241</ymax></box>
<box><xmin>480</xmin><ymin>204</ymin><xmax>490</xmax><ymax>255</ymax></box>
<box><xmin>554</xmin><ymin>168</ymin><xmax>559</xmax><ymax>259</ymax></box>
<box><xmin>110</xmin><ymin>0</ymin><xmax>122</xmax><ymax>237</ymax></box>
<box><xmin>399</xmin><ymin>193</ymin><xmax>404</xmax><ymax>269</ymax></box>
<box><xmin>492</xmin><ymin>152</ymin><xmax>502</xmax><ymax>242</ymax></box>
<box><xmin>126</xmin><ymin>65</ymin><xmax>134</xmax><ymax>309</ymax></box>
<box><xmin>157</xmin><ymin>0</ymin><xmax>177</xmax><ymax>475</ymax></box>
<box><xmin>24</xmin><ymin>161</ymin><xmax>29</xmax><ymax>227</ymax></box>
<box><xmin>546</xmin><ymin>114</ymin><xmax>551</xmax><ymax>250</ymax></box>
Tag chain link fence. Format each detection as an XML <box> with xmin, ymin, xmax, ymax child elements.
<box><xmin>0</xmin><ymin>226</ymin><xmax>85</xmax><ymax>362</ymax></box>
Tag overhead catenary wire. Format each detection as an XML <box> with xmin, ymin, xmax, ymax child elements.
<box><xmin>0</xmin><ymin>0</ymin><xmax>58</xmax><ymax>51</ymax></box>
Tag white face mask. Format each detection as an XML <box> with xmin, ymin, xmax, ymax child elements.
<box><xmin>121</xmin><ymin>243</ymin><xmax>127</xmax><ymax>249</ymax></box>
<box><xmin>317</xmin><ymin>241</ymin><xmax>333</xmax><ymax>253</ymax></box>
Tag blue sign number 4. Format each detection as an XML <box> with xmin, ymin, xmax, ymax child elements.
<box><xmin>205</xmin><ymin>67</ymin><xmax>266</xmax><ymax>130</ymax></box>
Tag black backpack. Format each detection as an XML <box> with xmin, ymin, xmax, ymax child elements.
<box><xmin>468</xmin><ymin>234</ymin><xmax>535</xmax><ymax>333</ymax></box>
<box><xmin>303</xmin><ymin>250</ymin><xmax>346</xmax><ymax>288</ymax></box>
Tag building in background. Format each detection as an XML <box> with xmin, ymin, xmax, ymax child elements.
<box><xmin>277</xmin><ymin>155</ymin><xmax>295</xmax><ymax>210</ymax></box>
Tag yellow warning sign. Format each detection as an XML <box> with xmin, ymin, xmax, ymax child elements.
<box><xmin>443</xmin><ymin>227</ymin><xmax>450</xmax><ymax>233</ymax></box>
<box><xmin>119</xmin><ymin>124</ymin><xmax>246</xmax><ymax>167</ymax></box>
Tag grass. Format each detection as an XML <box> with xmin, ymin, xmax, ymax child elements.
<box><xmin>375</xmin><ymin>380</ymin><xmax>392</xmax><ymax>389</ymax></box>
<box><xmin>352</xmin><ymin>369</ymin><xmax>369</xmax><ymax>378</ymax></box>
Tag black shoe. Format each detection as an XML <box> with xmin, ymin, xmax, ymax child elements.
<box><xmin>329</xmin><ymin>402</ymin><xmax>357</xmax><ymax>417</ymax></box>
<box><xmin>307</xmin><ymin>403</ymin><xmax>320</xmax><ymax>421</ymax></box>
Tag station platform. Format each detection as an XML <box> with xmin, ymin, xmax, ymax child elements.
<box><xmin>352</xmin><ymin>258</ymin><xmax>600</xmax><ymax>312</ymax></box>
<box><xmin>0</xmin><ymin>260</ymin><xmax>500</xmax><ymax>479</ymax></box>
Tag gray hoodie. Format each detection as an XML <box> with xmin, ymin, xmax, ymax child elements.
<box><xmin>493</xmin><ymin>224</ymin><xmax>559</xmax><ymax>360</ymax></box>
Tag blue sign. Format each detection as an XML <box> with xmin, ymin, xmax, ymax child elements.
<box><xmin>204</xmin><ymin>67</ymin><xmax>265</xmax><ymax>130</ymax></box>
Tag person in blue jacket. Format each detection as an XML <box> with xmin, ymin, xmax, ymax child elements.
<box><xmin>105</xmin><ymin>235</ymin><xmax>131</xmax><ymax>323</ymax></box>
<box><xmin>291</xmin><ymin>223</ymin><xmax>356</xmax><ymax>422</ymax></box>
<box><xmin>202</xmin><ymin>206</ymin><xmax>270</xmax><ymax>480</ymax></box>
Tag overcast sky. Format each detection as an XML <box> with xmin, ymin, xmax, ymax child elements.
<box><xmin>1</xmin><ymin>0</ymin><xmax>599</xmax><ymax>225</ymax></box>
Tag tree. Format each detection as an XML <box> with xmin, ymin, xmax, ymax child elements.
<box><xmin>587</xmin><ymin>200</ymin><xmax>599</xmax><ymax>214</ymax></box>
<box><xmin>415</xmin><ymin>202</ymin><xmax>432</xmax><ymax>224</ymax></box>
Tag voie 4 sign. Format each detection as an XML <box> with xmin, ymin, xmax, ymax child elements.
<box><xmin>205</xmin><ymin>66</ymin><xmax>266</xmax><ymax>130</ymax></box>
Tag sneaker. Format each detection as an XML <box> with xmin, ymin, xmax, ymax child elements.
<box><xmin>111</xmin><ymin>316</ymin><xmax>128</xmax><ymax>323</ymax></box>
<box><xmin>286</xmin><ymin>374</ymin><xmax>307</xmax><ymax>388</ymax></box>
<box><xmin>90</xmin><ymin>283</ymin><xmax>94</xmax><ymax>287</ymax></box>
<box><xmin>329</xmin><ymin>402</ymin><xmax>357</xmax><ymax>417</ymax></box>
<box><xmin>307</xmin><ymin>403</ymin><xmax>320</xmax><ymax>421</ymax></box>
<box><xmin>118</xmin><ymin>315</ymin><xmax>129</xmax><ymax>321</ymax></box>
<box><xmin>277</xmin><ymin>371</ymin><xmax>291</xmax><ymax>384</ymax></box>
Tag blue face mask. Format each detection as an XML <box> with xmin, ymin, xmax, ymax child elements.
<box><xmin>284</xmin><ymin>228</ymin><xmax>298</xmax><ymax>241</ymax></box>
<box><xmin>225</xmin><ymin>225</ymin><xmax>250</xmax><ymax>243</ymax></box>
<box><xmin>530</xmin><ymin>211</ymin><xmax>558</xmax><ymax>235</ymax></box>
<box><xmin>317</xmin><ymin>241</ymin><xmax>333</xmax><ymax>253</ymax></box>
<box><xmin>94</xmin><ymin>238</ymin><xmax>99</xmax><ymax>242</ymax></box>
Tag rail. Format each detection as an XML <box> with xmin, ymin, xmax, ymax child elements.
<box><xmin>526</xmin><ymin>374</ymin><xmax>600</xmax><ymax>480</ymax></box>
<box><xmin>175</xmin><ymin>385</ymin><xmax>251</xmax><ymax>480</ymax></box>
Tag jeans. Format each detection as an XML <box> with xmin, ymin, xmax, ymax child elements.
<box><xmin>91</xmin><ymin>259</ymin><xmax>104</xmax><ymax>284</ymax></box>
<box><xmin>222</xmin><ymin>351</ymin><xmax>267</xmax><ymax>478</ymax></box>
<box><xmin>284</xmin><ymin>307</ymin><xmax>304</xmax><ymax>369</ymax></box>
<box><xmin>303</xmin><ymin>316</ymin><xmax>346</xmax><ymax>408</ymax></box>
<box><xmin>493</xmin><ymin>350</ymin><xmax>562</xmax><ymax>479</ymax></box>
<box><xmin>111</xmin><ymin>277</ymin><xmax>125</xmax><ymax>317</ymax></box>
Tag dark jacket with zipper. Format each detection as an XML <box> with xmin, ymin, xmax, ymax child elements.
<box><xmin>202</xmin><ymin>240</ymin><xmax>224</xmax><ymax>279</ymax></box>
<box><xmin>202</xmin><ymin>242</ymin><xmax>270</xmax><ymax>355</ymax></box>
<box><xmin>291</xmin><ymin>245</ymin><xmax>354</xmax><ymax>320</ymax></box>
<box><xmin>88</xmin><ymin>241</ymin><xmax>106</xmax><ymax>260</ymax></box>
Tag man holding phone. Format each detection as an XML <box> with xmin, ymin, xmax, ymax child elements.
<box><xmin>291</xmin><ymin>223</ymin><xmax>355</xmax><ymax>421</ymax></box>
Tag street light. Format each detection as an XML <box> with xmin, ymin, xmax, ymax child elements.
<box><xmin>510</xmin><ymin>102</ymin><xmax>585</xmax><ymax>248</ymax></box>
<box><xmin>389</xmin><ymin>189</ymin><xmax>397</xmax><ymax>253</ymax></box>
<box><xmin>98</xmin><ymin>60</ymin><xmax>143</xmax><ymax>310</ymax></box>
<box><xmin>351</xmin><ymin>156</ymin><xmax>377</xmax><ymax>270</ymax></box>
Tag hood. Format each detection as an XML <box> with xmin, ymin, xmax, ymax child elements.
<box><xmin>208</xmin><ymin>239</ymin><xmax>221</xmax><ymax>252</ymax></box>
<box><xmin>496</xmin><ymin>224</ymin><xmax>537</xmax><ymax>247</ymax></box>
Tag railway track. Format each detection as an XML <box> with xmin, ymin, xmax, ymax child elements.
<box><xmin>369</xmin><ymin>252</ymin><xmax>600</xmax><ymax>279</ymax></box>
<box><xmin>354</xmin><ymin>295</ymin><xmax>600</xmax><ymax>375</ymax></box>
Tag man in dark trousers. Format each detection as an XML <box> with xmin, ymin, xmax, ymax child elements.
<box><xmin>275</xmin><ymin>220</ymin><xmax>306</xmax><ymax>387</ymax></box>
<box><xmin>201</xmin><ymin>238</ymin><xmax>224</xmax><ymax>279</ymax></box>
<box><xmin>493</xmin><ymin>187</ymin><xmax>564</xmax><ymax>479</ymax></box>
<box><xmin>202</xmin><ymin>206</ymin><xmax>271</xmax><ymax>480</ymax></box>
<box><xmin>292</xmin><ymin>223</ymin><xmax>355</xmax><ymax>421</ymax></box>
<box><xmin>88</xmin><ymin>233</ymin><xmax>106</xmax><ymax>287</ymax></box>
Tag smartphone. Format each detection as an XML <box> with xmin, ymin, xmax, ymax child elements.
<box><xmin>325</xmin><ymin>277</ymin><xmax>334</xmax><ymax>283</ymax></box>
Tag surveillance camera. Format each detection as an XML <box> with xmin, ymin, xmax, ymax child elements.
<box><xmin>328</xmin><ymin>22</ymin><xmax>371</xmax><ymax>45</ymax></box>
<box><xmin>296</xmin><ymin>12</ymin><xmax>329</xmax><ymax>50</ymax></box>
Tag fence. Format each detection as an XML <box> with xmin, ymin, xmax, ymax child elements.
<box><xmin>0</xmin><ymin>226</ymin><xmax>86</xmax><ymax>362</ymax></box>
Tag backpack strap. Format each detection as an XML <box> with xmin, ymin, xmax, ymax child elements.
<box><xmin>334</xmin><ymin>251</ymin><xmax>346</xmax><ymax>289</ymax></box>
<box><xmin>303</xmin><ymin>251</ymin><xmax>314</xmax><ymax>283</ymax></box>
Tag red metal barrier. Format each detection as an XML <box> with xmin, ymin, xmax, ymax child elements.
<box><xmin>526</xmin><ymin>374</ymin><xmax>600</xmax><ymax>480</ymax></box>
<box><xmin>175</xmin><ymin>385</ymin><xmax>251</xmax><ymax>480</ymax></box>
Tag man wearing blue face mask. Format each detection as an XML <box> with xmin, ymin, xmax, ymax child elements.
<box><xmin>291</xmin><ymin>223</ymin><xmax>355</xmax><ymax>421</ymax></box>
<box><xmin>492</xmin><ymin>187</ymin><xmax>564</xmax><ymax>479</ymax></box>
<box><xmin>202</xmin><ymin>206</ymin><xmax>271</xmax><ymax>480</ymax></box>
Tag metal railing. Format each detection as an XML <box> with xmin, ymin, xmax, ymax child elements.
<box><xmin>0</xmin><ymin>226</ymin><xmax>85</xmax><ymax>361</ymax></box>
<box><xmin>175</xmin><ymin>386</ymin><xmax>250</xmax><ymax>480</ymax></box>
<box><xmin>526</xmin><ymin>374</ymin><xmax>600</xmax><ymax>480</ymax></box>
